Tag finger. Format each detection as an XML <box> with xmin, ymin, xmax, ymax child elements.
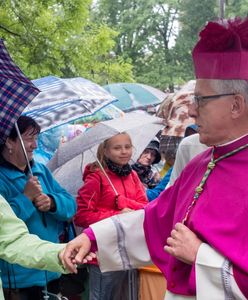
<box><xmin>164</xmin><ymin>245</ymin><xmax>173</xmax><ymax>255</ymax></box>
<box><xmin>175</xmin><ymin>222</ymin><xmax>186</xmax><ymax>231</ymax></box>
<box><xmin>166</xmin><ymin>237</ymin><xmax>175</xmax><ymax>247</ymax></box>
<box><xmin>84</xmin><ymin>254</ymin><xmax>94</xmax><ymax>262</ymax></box>
<box><xmin>39</xmin><ymin>206</ymin><xmax>49</xmax><ymax>212</ymax></box>
<box><xmin>89</xmin><ymin>252</ymin><xmax>97</xmax><ymax>259</ymax></box>
<box><xmin>59</xmin><ymin>251</ymin><xmax>76</xmax><ymax>274</ymax></box>
<box><xmin>170</xmin><ymin>229</ymin><xmax>178</xmax><ymax>239</ymax></box>
<box><xmin>33</xmin><ymin>176</ymin><xmax>40</xmax><ymax>184</ymax></box>
<box><xmin>62</xmin><ymin>248</ymin><xmax>79</xmax><ymax>273</ymax></box>
<box><xmin>74</xmin><ymin>247</ymin><xmax>90</xmax><ymax>264</ymax></box>
<box><xmin>37</xmin><ymin>186</ymin><xmax>42</xmax><ymax>192</ymax></box>
<box><xmin>81</xmin><ymin>253</ymin><xmax>96</xmax><ymax>264</ymax></box>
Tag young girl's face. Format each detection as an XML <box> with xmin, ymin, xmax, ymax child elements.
<box><xmin>104</xmin><ymin>133</ymin><xmax>133</xmax><ymax>166</ymax></box>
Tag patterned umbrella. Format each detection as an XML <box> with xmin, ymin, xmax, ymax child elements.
<box><xmin>0</xmin><ymin>39</ymin><xmax>40</xmax><ymax>144</ymax></box>
<box><xmin>158</xmin><ymin>80</ymin><xmax>196</xmax><ymax>137</ymax></box>
<box><xmin>23</xmin><ymin>76</ymin><xmax>117</xmax><ymax>132</ymax></box>
<box><xmin>103</xmin><ymin>82</ymin><xmax>166</xmax><ymax>112</ymax></box>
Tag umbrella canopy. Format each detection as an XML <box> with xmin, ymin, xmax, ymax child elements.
<box><xmin>103</xmin><ymin>83</ymin><xmax>166</xmax><ymax>112</ymax></box>
<box><xmin>158</xmin><ymin>80</ymin><xmax>196</xmax><ymax>137</ymax></box>
<box><xmin>47</xmin><ymin>112</ymin><xmax>164</xmax><ymax>196</ymax></box>
<box><xmin>0</xmin><ymin>39</ymin><xmax>40</xmax><ymax>144</ymax></box>
<box><xmin>23</xmin><ymin>76</ymin><xmax>117</xmax><ymax>132</ymax></box>
<box><xmin>34</xmin><ymin>104</ymin><xmax>125</xmax><ymax>164</ymax></box>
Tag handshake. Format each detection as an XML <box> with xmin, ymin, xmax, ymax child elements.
<box><xmin>59</xmin><ymin>233</ymin><xmax>96</xmax><ymax>273</ymax></box>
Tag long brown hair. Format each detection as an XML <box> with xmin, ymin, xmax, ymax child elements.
<box><xmin>89</xmin><ymin>132</ymin><xmax>132</xmax><ymax>171</ymax></box>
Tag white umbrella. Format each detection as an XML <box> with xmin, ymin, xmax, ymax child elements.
<box><xmin>47</xmin><ymin>112</ymin><xmax>164</xmax><ymax>197</ymax></box>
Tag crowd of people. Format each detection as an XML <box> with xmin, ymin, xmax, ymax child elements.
<box><xmin>1</xmin><ymin>15</ymin><xmax>248</xmax><ymax>300</ymax></box>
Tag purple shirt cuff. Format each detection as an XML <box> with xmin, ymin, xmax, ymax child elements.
<box><xmin>83</xmin><ymin>227</ymin><xmax>97</xmax><ymax>252</ymax></box>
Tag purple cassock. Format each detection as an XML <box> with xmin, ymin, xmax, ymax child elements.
<box><xmin>144</xmin><ymin>134</ymin><xmax>248</xmax><ymax>298</ymax></box>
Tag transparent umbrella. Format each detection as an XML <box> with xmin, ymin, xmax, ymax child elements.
<box><xmin>47</xmin><ymin>112</ymin><xmax>164</xmax><ymax>197</ymax></box>
<box><xmin>103</xmin><ymin>82</ymin><xmax>166</xmax><ymax>112</ymax></box>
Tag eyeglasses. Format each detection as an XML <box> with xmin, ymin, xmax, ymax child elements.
<box><xmin>193</xmin><ymin>93</ymin><xmax>235</xmax><ymax>107</ymax></box>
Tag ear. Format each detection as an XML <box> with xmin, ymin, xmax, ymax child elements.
<box><xmin>230</xmin><ymin>94</ymin><xmax>245</xmax><ymax>119</ymax></box>
<box><xmin>5</xmin><ymin>137</ymin><xmax>13</xmax><ymax>149</ymax></box>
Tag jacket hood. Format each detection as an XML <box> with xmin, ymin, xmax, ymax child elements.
<box><xmin>83</xmin><ymin>163</ymin><xmax>98</xmax><ymax>181</ymax></box>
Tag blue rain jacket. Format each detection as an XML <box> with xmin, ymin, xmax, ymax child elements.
<box><xmin>0</xmin><ymin>161</ymin><xmax>76</xmax><ymax>288</ymax></box>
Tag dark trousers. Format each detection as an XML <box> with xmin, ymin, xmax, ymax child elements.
<box><xmin>3</xmin><ymin>278</ymin><xmax>60</xmax><ymax>300</ymax></box>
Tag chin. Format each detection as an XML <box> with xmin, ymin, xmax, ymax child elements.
<box><xmin>198</xmin><ymin>134</ymin><xmax>211</xmax><ymax>146</ymax></box>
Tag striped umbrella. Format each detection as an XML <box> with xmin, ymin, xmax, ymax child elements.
<box><xmin>23</xmin><ymin>76</ymin><xmax>117</xmax><ymax>132</ymax></box>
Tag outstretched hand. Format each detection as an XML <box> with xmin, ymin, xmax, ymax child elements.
<box><xmin>60</xmin><ymin>233</ymin><xmax>96</xmax><ymax>273</ymax></box>
<box><xmin>164</xmin><ymin>223</ymin><xmax>202</xmax><ymax>264</ymax></box>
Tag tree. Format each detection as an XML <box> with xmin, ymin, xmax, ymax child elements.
<box><xmin>94</xmin><ymin>0</ymin><xmax>180</xmax><ymax>89</ymax></box>
<box><xmin>0</xmin><ymin>0</ymin><xmax>134</xmax><ymax>83</ymax></box>
<box><xmin>173</xmin><ymin>0</ymin><xmax>218</xmax><ymax>84</ymax></box>
<box><xmin>225</xmin><ymin>0</ymin><xmax>248</xmax><ymax>18</ymax></box>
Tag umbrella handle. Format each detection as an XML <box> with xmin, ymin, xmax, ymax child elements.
<box><xmin>89</xmin><ymin>149</ymin><xmax>118</xmax><ymax>196</ymax></box>
<box><xmin>15</xmin><ymin>122</ymin><xmax>33</xmax><ymax>176</ymax></box>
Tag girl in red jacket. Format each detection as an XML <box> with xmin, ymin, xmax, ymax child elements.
<box><xmin>74</xmin><ymin>132</ymin><xmax>148</xmax><ymax>300</ymax></box>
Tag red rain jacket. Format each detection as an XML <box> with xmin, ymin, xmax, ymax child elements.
<box><xmin>74</xmin><ymin>164</ymin><xmax>148</xmax><ymax>228</ymax></box>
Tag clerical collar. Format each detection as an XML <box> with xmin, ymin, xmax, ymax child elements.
<box><xmin>213</xmin><ymin>134</ymin><xmax>248</xmax><ymax>158</ymax></box>
<box><xmin>216</xmin><ymin>133</ymin><xmax>248</xmax><ymax>147</ymax></box>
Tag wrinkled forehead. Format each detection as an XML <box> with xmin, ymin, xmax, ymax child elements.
<box><xmin>195</xmin><ymin>79</ymin><xmax>216</xmax><ymax>94</ymax></box>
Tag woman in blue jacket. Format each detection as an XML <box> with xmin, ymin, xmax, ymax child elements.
<box><xmin>0</xmin><ymin>116</ymin><xmax>76</xmax><ymax>300</ymax></box>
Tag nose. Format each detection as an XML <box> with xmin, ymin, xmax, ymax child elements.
<box><xmin>188</xmin><ymin>103</ymin><xmax>198</xmax><ymax>119</ymax></box>
<box><xmin>31</xmin><ymin>140</ymin><xmax>38</xmax><ymax>149</ymax></box>
<box><xmin>121</xmin><ymin>146</ymin><xmax>128</xmax><ymax>153</ymax></box>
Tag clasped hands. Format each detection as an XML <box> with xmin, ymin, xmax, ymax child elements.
<box><xmin>59</xmin><ymin>233</ymin><xmax>95</xmax><ymax>273</ymax></box>
<box><xmin>24</xmin><ymin>176</ymin><xmax>54</xmax><ymax>212</ymax></box>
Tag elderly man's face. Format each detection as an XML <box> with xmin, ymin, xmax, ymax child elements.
<box><xmin>189</xmin><ymin>79</ymin><xmax>234</xmax><ymax>146</ymax></box>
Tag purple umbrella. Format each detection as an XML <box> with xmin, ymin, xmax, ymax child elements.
<box><xmin>0</xmin><ymin>39</ymin><xmax>40</xmax><ymax>144</ymax></box>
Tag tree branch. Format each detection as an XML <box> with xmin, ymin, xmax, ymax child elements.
<box><xmin>0</xmin><ymin>24</ymin><xmax>21</xmax><ymax>37</ymax></box>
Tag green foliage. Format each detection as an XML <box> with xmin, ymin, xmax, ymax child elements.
<box><xmin>0</xmin><ymin>0</ymin><xmax>134</xmax><ymax>83</ymax></box>
<box><xmin>225</xmin><ymin>0</ymin><xmax>248</xmax><ymax>18</ymax></box>
<box><xmin>174</xmin><ymin>0</ymin><xmax>218</xmax><ymax>86</ymax></box>
<box><xmin>94</xmin><ymin>0</ymin><xmax>181</xmax><ymax>89</ymax></box>
<box><xmin>1</xmin><ymin>0</ymin><xmax>247</xmax><ymax>91</ymax></box>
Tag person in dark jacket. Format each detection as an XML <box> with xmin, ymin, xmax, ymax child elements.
<box><xmin>131</xmin><ymin>140</ymin><xmax>161</xmax><ymax>188</ymax></box>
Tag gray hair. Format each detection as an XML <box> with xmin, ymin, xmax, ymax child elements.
<box><xmin>209</xmin><ymin>79</ymin><xmax>248</xmax><ymax>102</ymax></box>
